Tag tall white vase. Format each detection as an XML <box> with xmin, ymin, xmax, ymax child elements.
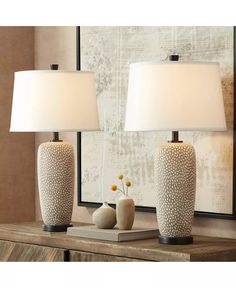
<box><xmin>155</xmin><ymin>143</ymin><xmax>196</xmax><ymax>244</ymax></box>
<box><xmin>38</xmin><ymin>142</ymin><xmax>74</xmax><ymax>232</ymax></box>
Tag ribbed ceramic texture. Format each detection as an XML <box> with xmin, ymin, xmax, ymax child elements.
<box><xmin>38</xmin><ymin>142</ymin><xmax>74</xmax><ymax>226</ymax></box>
<box><xmin>155</xmin><ymin>143</ymin><xmax>196</xmax><ymax>237</ymax></box>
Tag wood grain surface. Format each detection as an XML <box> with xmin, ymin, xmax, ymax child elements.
<box><xmin>69</xmin><ymin>250</ymin><xmax>143</xmax><ymax>262</ymax></box>
<box><xmin>0</xmin><ymin>240</ymin><xmax>65</xmax><ymax>261</ymax></box>
<box><xmin>0</xmin><ymin>222</ymin><xmax>236</xmax><ymax>261</ymax></box>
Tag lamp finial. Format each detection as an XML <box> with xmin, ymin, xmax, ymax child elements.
<box><xmin>50</xmin><ymin>64</ymin><xmax>59</xmax><ymax>70</ymax></box>
<box><xmin>169</xmin><ymin>54</ymin><xmax>179</xmax><ymax>61</ymax></box>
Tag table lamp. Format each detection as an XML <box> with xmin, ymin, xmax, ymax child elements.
<box><xmin>10</xmin><ymin>64</ymin><xmax>99</xmax><ymax>232</ymax></box>
<box><xmin>125</xmin><ymin>57</ymin><xmax>226</xmax><ymax>244</ymax></box>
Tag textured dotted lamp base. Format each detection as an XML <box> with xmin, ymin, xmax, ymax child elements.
<box><xmin>38</xmin><ymin>142</ymin><xmax>74</xmax><ymax>231</ymax></box>
<box><xmin>155</xmin><ymin>143</ymin><xmax>196</xmax><ymax>245</ymax></box>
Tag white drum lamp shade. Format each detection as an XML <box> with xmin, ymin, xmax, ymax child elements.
<box><xmin>125</xmin><ymin>61</ymin><xmax>226</xmax><ymax>245</ymax></box>
<box><xmin>10</xmin><ymin>69</ymin><xmax>100</xmax><ymax>232</ymax></box>
<box><xmin>125</xmin><ymin>62</ymin><xmax>226</xmax><ymax>132</ymax></box>
<box><xmin>10</xmin><ymin>71</ymin><xmax>99</xmax><ymax>132</ymax></box>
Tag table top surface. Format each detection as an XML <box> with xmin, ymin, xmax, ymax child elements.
<box><xmin>0</xmin><ymin>222</ymin><xmax>236</xmax><ymax>261</ymax></box>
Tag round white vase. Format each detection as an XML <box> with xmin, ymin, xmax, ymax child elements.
<box><xmin>92</xmin><ymin>202</ymin><xmax>116</xmax><ymax>229</ymax></box>
<box><xmin>155</xmin><ymin>143</ymin><xmax>196</xmax><ymax>244</ymax></box>
<box><xmin>38</xmin><ymin>141</ymin><xmax>74</xmax><ymax>232</ymax></box>
<box><xmin>116</xmin><ymin>195</ymin><xmax>135</xmax><ymax>230</ymax></box>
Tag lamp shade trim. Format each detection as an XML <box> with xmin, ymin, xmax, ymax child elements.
<box><xmin>123</xmin><ymin>127</ymin><xmax>227</xmax><ymax>132</ymax></box>
<box><xmin>129</xmin><ymin>61</ymin><xmax>219</xmax><ymax>67</ymax></box>
<box><xmin>14</xmin><ymin>70</ymin><xmax>94</xmax><ymax>74</ymax></box>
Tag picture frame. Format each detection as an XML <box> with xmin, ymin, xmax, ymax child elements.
<box><xmin>77</xmin><ymin>26</ymin><xmax>236</xmax><ymax>219</ymax></box>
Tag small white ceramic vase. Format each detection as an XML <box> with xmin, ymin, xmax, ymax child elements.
<box><xmin>92</xmin><ymin>202</ymin><xmax>116</xmax><ymax>229</ymax></box>
<box><xmin>116</xmin><ymin>195</ymin><xmax>135</xmax><ymax>230</ymax></box>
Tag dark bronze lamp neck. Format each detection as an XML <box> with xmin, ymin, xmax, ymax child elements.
<box><xmin>52</xmin><ymin>132</ymin><xmax>62</xmax><ymax>142</ymax></box>
<box><xmin>168</xmin><ymin>56</ymin><xmax>182</xmax><ymax>143</ymax></box>
<box><xmin>168</xmin><ymin>131</ymin><xmax>183</xmax><ymax>143</ymax></box>
<box><xmin>50</xmin><ymin>64</ymin><xmax>62</xmax><ymax>142</ymax></box>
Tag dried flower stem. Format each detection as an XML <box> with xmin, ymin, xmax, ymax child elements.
<box><xmin>117</xmin><ymin>188</ymin><xmax>125</xmax><ymax>195</ymax></box>
<box><xmin>121</xmin><ymin>179</ymin><xmax>126</xmax><ymax>195</ymax></box>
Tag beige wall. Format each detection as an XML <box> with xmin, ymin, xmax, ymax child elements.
<box><xmin>34</xmin><ymin>26</ymin><xmax>236</xmax><ymax>239</ymax></box>
<box><xmin>0</xmin><ymin>27</ymin><xmax>35</xmax><ymax>223</ymax></box>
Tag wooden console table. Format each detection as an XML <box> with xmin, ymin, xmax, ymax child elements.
<box><xmin>0</xmin><ymin>222</ymin><xmax>236</xmax><ymax>261</ymax></box>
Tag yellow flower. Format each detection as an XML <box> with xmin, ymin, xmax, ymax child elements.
<box><xmin>111</xmin><ymin>184</ymin><xmax>117</xmax><ymax>191</ymax></box>
<box><xmin>118</xmin><ymin>174</ymin><xmax>123</xmax><ymax>180</ymax></box>
<box><xmin>125</xmin><ymin>181</ymin><xmax>131</xmax><ymax>187</ymax></box>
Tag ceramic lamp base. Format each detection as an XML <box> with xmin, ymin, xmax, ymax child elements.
<box><xmin>38</xmin><ymin>142</ymin><xmax>74</xmax><ymax>231</ymax></box>
<box><xmin>155</xmin><ymin>143</ymin><xmax>196</xmax><ymax>245</ymax></box>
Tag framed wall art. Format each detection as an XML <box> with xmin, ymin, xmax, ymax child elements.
<box><xmin>77</xmin><ymin>26</ymin><xmax>236</xmax><ymax>219</ymax></box>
